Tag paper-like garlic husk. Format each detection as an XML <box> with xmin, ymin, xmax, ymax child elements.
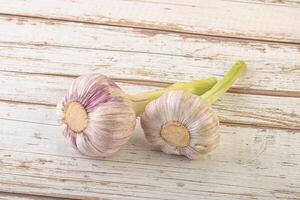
<box><xmin>141</xmin><ymin>91</ymin><xmax>220</xmax><ymax>159</ymax></box>
<box><xmin>57</xmin><ymin>74</ymin><xmax>136</xmax><ymax>157</ymax></box>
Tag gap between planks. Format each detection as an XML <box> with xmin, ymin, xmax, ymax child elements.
<box><xmin>134</xmin><ymin>0</ymin><xmax>300</xmax><ymax>8</ymax></box>
<box><xmin>1</xmin><ymin>97</ymin><xmax>300</xmax><ymax>132</ymax></box>
<box><xmin>226</xmin><ymin>0</ymin><xmax>300</xmax><ymax>7</ymax></box>
<box><xmin>0</xmin><ymin>41</ymin><xmax>190</xmax><ymax>59</ymax></box>
<box><xmin>1</xmin><ymin>13</ymin><xmax>300</xmax><ymax>46</ymax></box>
<box><xmin>1</xmin><ymin>69</ymin><xmax>299</xmax><ymax>98</ymax></box>
<box><xmin>2</xmin><ymin>114</ymin><xmax>299</xmax><ymax>132</ymax></box>
<box><xmin>0</xmin><ymin>191</ymin><xmax>72</xmax><ymax>200</ymax></box>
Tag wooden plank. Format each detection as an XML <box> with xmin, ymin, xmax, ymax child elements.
<box><xmin>137</xmin><ymin>0</ymin><xmax>300</xmax><ymax>7</ymax></box>
<box><xmin>0</xmin><ymin>71</ymin><xmax>299</xmax><ymax>130</ymax></box>
<box><xmin>0</xmin><ymin>0</ymin><xmax>299</xmax><ymax>43</ymax></box>
<box><xmin>1</xmin><ymin>87</ymin><xmax>300</xmax><ymax>131</ymax></box>
<box><xmin>229</xmin><ymin>0</ymin><xmax>300</xmax><ymax>7</ymax></box>
<box><xmin>0</xmin><ymin>192</ymin><xmax>64</xmax><ymax>200</ymax></box>
<box><xmin>0</xmin><ymin>116</ymin><xmax>299</xmax><ymax>200</ymax></box>
<box><xmin>1</xmin><ymin>42</ymin><xmax>300</xmax><ymax>94</ymax></box>
<box><xmin>0</xmin><ymin>15</ymin><xmax>299</xmax><ymax>92</ymax></box>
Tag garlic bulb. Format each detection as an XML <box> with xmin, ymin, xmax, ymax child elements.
<box><xmin>57</xmin><ymin>74</ymin><xmax>136</xmax><ymax>157</ymax></box>
<box><xmin>141</xmin><ymin>61</ymin><xmax>247</xmax><ymax>159</ymax></box>
<box><xmin>57</xmin><ymin>74</ymin><xmax>218</xmax><ymax>157</ymax></box>
<box><xmin>141</xmin><ymin>91</ymin><xmax>219</xmax><ymax>159</ymax></box>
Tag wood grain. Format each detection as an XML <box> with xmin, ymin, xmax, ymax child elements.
<box><xmin>0</xmin><ymin>15</ymin><xmax>299</xmax><ymax>92</ymax></box>
<box><xmin>135</xmin><ymin>0</ymin><xmax>300</xmax><ymax>7</ymax></box>
<box><xmin>0</xmin><ymin>71</ymin><xmax>299</xmax><ymax>130</ymax></box>
<box><xmin>0</xmin><ymin>192</ymin><xmax>65</xmax><ymax>200</ymax></box>
<box><xmin>0</xmin><ymin>1</ymin><xmax>299</xmax><ymax>199</ymax></box>
<box><xmin>0</xmin><ymin>0</ymin><xmax>299</xmax><ymax>43</ymax></box>
<box><xmin>0</xmin><ymin>116</ymin><xmax>299</xmax><ymax>200</ymax></box>
<box><xmin>229</xmin><ymin>0</ymin><xmax>300</xmax><ymax>7</ymax></box>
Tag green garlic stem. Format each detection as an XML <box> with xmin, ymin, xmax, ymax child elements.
<box><xmin>130</xmin><ymin>77</ymin><xmax>217</xmax><ymax>116</ymax></box>
<box><xmin>202</xmin><ymin>61</ymin><xmax>247</xmax><ymax>104</ymax></box>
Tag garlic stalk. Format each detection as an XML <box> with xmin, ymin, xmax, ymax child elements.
<box><xmin>141</xmin><ymin>61</ymin><xmax>247</xmax><ymax>159</ymax></box>
<box><xmin>57</xmin><ymin>74</ymin><xmax>217</xmax><ymax>157</ymax></box>
<box><xmin>131</xmin><ymin>78</ymin><xmax>218</xmax><ymax>116</ymax></box>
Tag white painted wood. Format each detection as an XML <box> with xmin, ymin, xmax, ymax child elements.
<box><xmin>229</xmin><ymin>0</ymin><xmax>300</xmax><ymax>7</ymax></box>
<box><xmin>0</xmin><ymin>0</ymin><xmax>299</xmax><ymax>199</ymax></box>
<box><xmin>0</xmin><ymin>17</ymin><xmax>300</xmax><ymax>92</ymax></box>
<box><xmin>140</xmin><ymin>0</ymin><xmax>300</xmax><ymax>7</ymax></box>
<box><xmin>0</xmin><ymin>71</ymin><xmax>299</xmax><ymax>129</ymax></box>
<box><xmin>0</xmin><ymin>0</ymin><xmax>300</xmax><ymax>43</ymax></box>
<box><xmin>0</xmin><ymin>192</ymin><xmax>59</xmax><ymax>200</ymax></box>
<box><xmin>0</xmin><ymin>116</ymin><xmax>299</xmax><ymax>199</ymax></box>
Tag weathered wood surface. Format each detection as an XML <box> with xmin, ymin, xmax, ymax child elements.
<box><xmin>0</xmin><ymin>72</ymin><xmax>299</xmax><ymax>130</ymax></box>
<box><xmin>0</xmin><ymin>0</ymin><xmax>300</xmax><ymax>43</ymax></box>
<box><xmin>0</xmin><ymin>119</ymin><xmax>300</xmax><ymax>200</ymax></box>
<box><xmin>0</xmin><ymin>102</ymin><xmax>299</xmax><ymax>199</ymax></box>
<box><xmin>0</xmin><ymin>192</ymin><xmax>62</xmax><ymax>200</ymax></box>
<box><xmin>1</xmin><ymin>15</ymin><xmax>300</xmax><ymax>93</ymax></box>
<box><xmin>0</xmin><ymin>0</ymin><xmax>299</xmax><ymax>199</ymax></box>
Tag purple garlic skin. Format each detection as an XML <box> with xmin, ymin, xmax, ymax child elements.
<box><xmin>141</xmin><ymin>91</ymin><xmax>220</xmax><ymax>159</ymax></box>
<box><xmin>57</xmin><ymin>74</ymin><xmax>136</xmax><ymax>157</ymax></box>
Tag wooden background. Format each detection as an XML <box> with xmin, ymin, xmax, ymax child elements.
<box><xmin>0</xmin><ymin>0</ymin><xmax>299</xmax><ymax>199</ymax></box>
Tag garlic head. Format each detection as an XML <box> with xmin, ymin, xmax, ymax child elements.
<box><xmin>141</xmin><ymin>91</ymin><xmax>220</xmax><ymax>159</ymax></box>
<box><xmin>57</xmin><ymin>74</ymin><xmax>136</xmax><ymax>157</ymax></box>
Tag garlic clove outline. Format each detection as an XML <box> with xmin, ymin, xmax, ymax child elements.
<box><xmin>57</xmin><ymin>74</ymin><xmax>218</xmax><ymax>157</ymax></box>
<box><xmin>141</xmin><ymin>61</ymin><xmax>247</xmax><ymax>159</ymax></box>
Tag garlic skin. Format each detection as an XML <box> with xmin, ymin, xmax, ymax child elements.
<box><xmin>57</xmin><ymin>74</ymin><xmax>136</xmax><ymax>157</ymax></box>
<box><xmin>141</xmin><ymin>91</ymin><xmax>220</xmax><ymax>159</ymax></box>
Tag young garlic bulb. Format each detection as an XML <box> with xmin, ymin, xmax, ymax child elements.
<box><xmin>57</xmin><ymin>74</ymin><xmax>136</xmax><ymax>157</ymax></box>
<box><xmin>141</xmin><ymin>61</ymin><xmax>247</xmax><ymax>159</ymax></box>
<box><xmin>57</xmin><ymin>74</ymin><xmax>217</xmax><ymax>157</ymax></box>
